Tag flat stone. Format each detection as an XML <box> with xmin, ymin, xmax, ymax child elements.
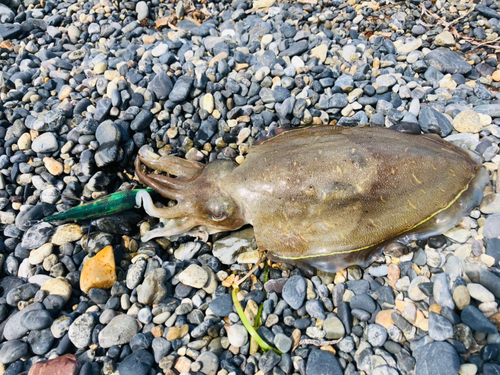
<box><xmin>415</xmin><ymin>341</ymin><xmax>460</xmax><ymax>375</ymax></box>
<box><xmin>461</xmin><ymin>305</ymin><xmax>498</xmax><ymax>334</ymax></box>
<box><xmin>419</xmin><ymin>106</ymin><xmax>453</xmax><ymax>137</ymax></box>
<box><xmin>452</xmin><ymin>110</ymin><xmax>485</xmax><ymax>133</ymax></box>
<box><xmin>480</xmin><ymin>194</ymin><xmax>500</xmax><ymax>214</ymax></box>
<box><xmin>179</xmin><ymin>264</ymin><xmax>209</xmax><ymax>288</ymax></box>
<box><xmin>424</xmin><ymin>49</ymin><xmax>472</xmax><ymax>75</ymax></box>
<box><xmin>305</xmin><ymin>349</ymin><xmax>343</xmax><ymax>375</ymax></box>
<box><xmin>27</xmin><ymin>354</ymin><xmax>80</xmax><ymax>375</ymax></box>
<box><xmin>117</xmin><ymin>350</ymin><xmax>154</xmax><ymax>375</ymax></box>
<box><xmin>282</xmin><ymin>275</ymin><xmax>306</xmax><ymax>310</ymax></box>
<box><xmin>68</xmin><ymin>313</ymin><xmax>96</xmax><ymax>349</ymax></box>
<box><xmin>310</xmin><ymin>44</ymin><xmax>328</xmax><ymax>62</ymax></box>
<box><xmin>397</xmin><ymin>39</ymin><xmax>422</xmax><ymax>54</ymax></box>
<box><xmin>428</xmin><ymin>312</ymin><xmax>453</xmax><ymax>341</ymax></box>
<box><xmin>31</xmin><ymin>133</ymin><xmax>59</xmax><ymax>153</ymax></box>
<box><xmin>98</xmin><ymin>314</ymin><xmax>139</xmax><ymax>348</ymax></box>
<box><xmin>51</xmin><ymin>224</ymin><xmax>83</xmax><ymax>245</ymax></box>
<box><xmin>0</xmin><ymin>340</ymin><xmax>28</xmax><ymax>365</ymax></box>
<box><xmin>209</xmin><ymin>294</ymin><xmax>233</xmax><ymax>317</ymax></box>
<box><xmin>434</xmin><ymin>31</ymin><xmax>455</xmax><ymax>47</ymax></box>
<box><xmin>467</xmin><ymin>283</ymin><xmax>495</xmax><ymax>303</ymax></box>
<box><xmin>29</xmin><ymin>243</ymin><xmax>53</xmax><ymax>265</ymax></box>
<box><xmin>137</xmin><ymin>268</ymin><xmax>168</xmax><ymax>304</ymax></box>
<box><xmin>227</xmin><ymin>324</ymin><xmax>248</xmax><ymax>347</ymax></box>
<box><xmin>213</xmin><ymin>228</ymin><xmax>256</xmax><ymax>265</ymax></box>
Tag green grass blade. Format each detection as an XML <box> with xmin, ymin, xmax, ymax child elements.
<box><xmin>254</xmin><ymin>263</ymin><xmax>269</xmax><ymax>329</ymax></box>
<box><xmin>232</xmin><ymin>285</ymin><xmax>282</xmax><ymax>354</ymax></box>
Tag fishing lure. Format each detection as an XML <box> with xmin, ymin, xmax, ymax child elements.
<box><xmin>43</xmin><ymin>189</ymin><xmax>156</xmax><ymax>223</ymax></box>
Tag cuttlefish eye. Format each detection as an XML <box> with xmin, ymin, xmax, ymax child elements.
<box><xmin>209</xmin><ymin>212</ymin><xmax>229</xmax><ymax>221</ymax></box>
<box><xmin>206</xmin><ymin>198</ymin><xmax>233</xmax><ymax>222</ymax></box>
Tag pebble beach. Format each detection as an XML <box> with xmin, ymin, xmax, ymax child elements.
<box><xmin>1</xmin><ymin>0</ymin><xmax>500</xmax><ymax>374</ymax></box>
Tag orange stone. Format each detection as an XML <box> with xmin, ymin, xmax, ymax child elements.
<box><xmin>80</xmin><ymin>245</ymin><xmax>116</xmax><ymax>294</ymax></box>
<box><xmin>43</xmin><ymin>157</ymin><xmax>64</xmax><ymax>176</ymax></box>
<box><xmin>415</xmin><ymin>309</ymin><xmax>428</xmax><ymax>331</ymax></box>
<box><xmin>492</xmin><ymin>70</ymin><xmax>500</xmax><ymax>82</ymax></box>
<box><xmin>174</xmin><ymin>356</ymin><xmax>192</xmax><ymax>373</ymax></box>
<box><xmin>166</xmin><ymin>325</ymin><xmax>189</xmax><ymax>341</ymax></box>
<box><xmin>151</xmin><ymin>325</ymin><xmax>164</xmax><ymax>338</ymax></box>
<box><xmin>490</xmin><ymin>312</ymin><xmax>500</xmax><ymax>330</ymax></box>
<box><xmin>429</xmin><ymin>303</ymin><xmax>441</xmax><ymax>314</ymax></box>
<box><xmin>387</xmin><ymin>263</ymin><xmax>400</xmax><ymax>288</ymax></box>
<box><xmin>375</xmin><ymin>309</ymin><xmax>398</xmax><ymax>329</ymax></box>
<box><xmin>28</xmin><ymin>354</ymin><xmax>80</xmax><ymax>375</ymax></box>
<box><xmin>58</xmin><ymin>85</ymin><xmax>72</xmax><ymax>100</ymax></box>
<box><xmin>142</xmin><ymin>35</ymin><xmax>156</xmax><ymax>44</ymax></box>
<box><xmin>0</xmin><ymin>40</ymin><xmax>14</xmax><ymax>50</ymax></box>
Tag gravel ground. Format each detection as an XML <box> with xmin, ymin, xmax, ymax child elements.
<box><xmin>1</xmin><ymin>0</ymin><xmax>500</xmax><ymax>374</ymax></box>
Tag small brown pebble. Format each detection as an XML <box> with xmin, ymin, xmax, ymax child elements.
<box><xmin>151</xmin><ymin>325</ymin><xmax>164</xmax><ymax>338</ymax></box>
<box><xmin>387</xmin><ymin>263</ymin><xmax>400</xmax><ymax>288</ymax></box>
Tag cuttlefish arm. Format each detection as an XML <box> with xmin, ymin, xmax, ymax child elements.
<box><xmin>134</xmin><ymin>146</ymin><xmax>247</xmax><ymax>242</ymax></box>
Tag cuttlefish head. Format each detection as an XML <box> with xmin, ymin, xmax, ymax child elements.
<box><xmin>135</xmin><ymin>145</ymin><xmax>247</xmax><ymax>242</ymax></box>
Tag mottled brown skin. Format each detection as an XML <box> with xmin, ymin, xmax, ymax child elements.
<box><xmin>135</xmin><ymin>126</ymin><xmax>487</xmax><ymax>272</ymax></box>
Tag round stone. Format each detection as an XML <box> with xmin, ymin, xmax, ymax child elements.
<box><xmin>227</xmin><ymin>324</ymin><xmax>248</xmax><ymax>347</ymax></box>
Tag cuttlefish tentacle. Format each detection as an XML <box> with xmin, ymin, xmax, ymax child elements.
<box><xmin>135</xmin><ymin>156</ymin><xmax>184</xmax><ymax>200</ymax></box>
<box><xmin>135</xmin><ymin>190</ymin><xmax>186</xmax><ymax>219</ymax></box>
<box><xmin>138</xmin><ymin>146</ymin><xmax>203</xmax><ymax>180</ymax></box>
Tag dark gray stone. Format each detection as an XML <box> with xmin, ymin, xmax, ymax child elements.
<box><xmin>418</xmin><ymin>106</ymin><xmax>453</xmax><ymax>137</ymax></box>
<box><xmin>169</xmin><ymin>76</ymin><xmax>194</xmax><ymax>103</ymax></box>
<box><xmin>305</xmin><ymin>349</ymin><xmax>343</xmax><ymax>375</ymax></box>
<box><xmin>415</xmin><ymin>342</ymin><xmax>459</xmax><ymax>375</ymax></box>
<box><xmin>148</xmin><ymin>71</ymin><xmax>173</xmax><ymax>100</ymax></box>
<box><xmin>282</xmin><ymin>275</ymin><xmax>306</xmax><ymax>310</ymax></box>
<box><xmin>209</xmin><ymin>294</ymin><xmax>233</xmax><ymax>317</ymax></box>
<box><xmin>117</xmin><ymin>349</ymin><xmax>154</xmax><ymax>375</ymax></box>
<box><xmin>424</xmin><ymin>49</ymin><xmax>472</xmax><ymax>74</ymax></box>
<box><xmin>461</xmin><ymin>305</ymin><xmax>498</xmax><ymax>334</ymax></box>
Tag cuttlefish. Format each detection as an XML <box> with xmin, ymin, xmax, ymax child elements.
<box><xmin>135</xmin><ymin>126</ymin><xmax>487</xmax><ymax>272</ymax></box>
